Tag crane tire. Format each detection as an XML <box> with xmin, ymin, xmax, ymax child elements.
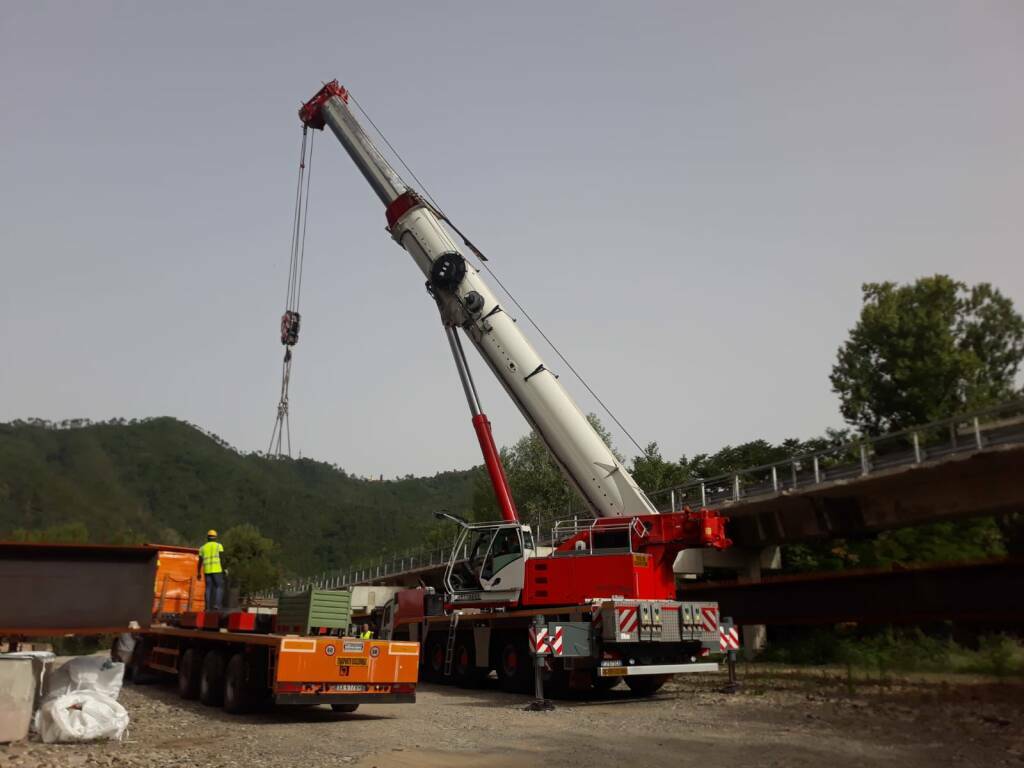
<box><xmin>424</xmin><ymin>637</ymin><xmax>446</xmax><ymax>682</ymax></box>
<box><xmin>624</xmin><ymin>674</ymin><xmax>669</xmax><ymax>697</ymax></box>
<box><xmin>497</xmin><ymin>636</ymin><xmax>532</xmax><ymax>694</ymax></box>
<box><xmin>453</xmin><ymin>637</ymin><xmax>486</xmax><ymax>688</ymax></box>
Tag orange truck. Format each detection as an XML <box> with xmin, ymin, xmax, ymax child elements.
<box><xmin>122</xmin><ymin>548</ymin><xmax>419</xmax><ymax>714</ymax></box>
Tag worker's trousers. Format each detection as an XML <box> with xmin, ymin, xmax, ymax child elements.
<box><xmin>205</xmin><ymin>572</ymin><xmax>225</xmax><ymax>611</ymax></box>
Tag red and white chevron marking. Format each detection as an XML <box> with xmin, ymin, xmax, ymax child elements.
<box><xmin>718</xmin><ymin>624</ymin><xmax>740</xmax><ymax>651</ymax></box>
<box><xmin>700</xmin><ymin>606</ymin><xmax>718</xmax><ymax>633</ymax></box>
<box><xmin>617</xmin><ymin>606</ymin><xmax>639</xmax><ymax>635</ymax></box>
<box><xmin>551</xmin><ymin>625</ymin><xmax>564</xmax><ymax>656</ymax></box>
<box><xmin>528</xmin><ymin>625</ymin><xmax>549</xmax><ymax>655</ymax></box>
<box><xmin>591</xmin><ymin>609</ymin><xmax>603</xmax><ymax>635</ymax></box>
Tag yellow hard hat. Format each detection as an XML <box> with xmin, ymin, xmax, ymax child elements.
<box><xmin>207</xmin><ymin>529</ymin><xmax>218</xmax><ymax>538</ymax></box>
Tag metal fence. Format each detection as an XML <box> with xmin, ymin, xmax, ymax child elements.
<box><xmin>280</xmin><ymin>398</ymin><xmax>1024</xmax><ymax>593</ymax></box>
<box><xmin>646</xmin><ymin>398</ymin><xmax>1024</xmax><ymax>512</ymax></box>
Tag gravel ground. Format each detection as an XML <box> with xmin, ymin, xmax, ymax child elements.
<box><xmin>2</xmin><ymin>666</ymin><xmax>1021</xmax><ymax>768</ymax></box>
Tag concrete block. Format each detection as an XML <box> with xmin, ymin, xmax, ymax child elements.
<box><xmin>0</xmin><ymin>658</ymin><xmax>36</xmax><ymax>742</ymax></box>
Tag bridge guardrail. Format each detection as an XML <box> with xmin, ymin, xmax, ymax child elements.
<box><xmin>646</xmin><ymin>398</ymin><xmax>1024</xmax><ymax>512</ymax></box>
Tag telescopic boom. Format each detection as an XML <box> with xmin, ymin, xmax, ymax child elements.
<box><xmin>300</xmin><ymin>81</ymin><xmax>658</xmax><ymax>519</ymax></box>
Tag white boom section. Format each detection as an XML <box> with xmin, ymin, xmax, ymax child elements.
<box><xmin>311</xmin><ymin>90</ymin><xmax>658</xmax><ymax>518</ymax></box>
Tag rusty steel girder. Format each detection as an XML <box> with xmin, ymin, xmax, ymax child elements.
<box><xmin>0</xmin><ymin>542</ymin><xmax>158</xmax><ymax>636</ymax></box>
<box><xmin>686</xmin><ymin>557</ymin><xmax>1024</xmax><ymax>626</ymax></box>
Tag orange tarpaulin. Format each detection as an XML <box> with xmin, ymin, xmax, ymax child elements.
<box><xmin>153</xmin><ymin>548</ymin><xmax>205</xmax><ymax>615</ymax></box>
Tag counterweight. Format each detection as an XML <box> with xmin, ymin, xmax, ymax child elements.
<box><xmin>300</xmin><ymin>81</ymin><xmax>658</xmax><ymax>518</ymax></box>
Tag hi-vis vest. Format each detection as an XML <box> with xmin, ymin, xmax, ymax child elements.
<box><xmin>199</xmin><ymin>541</ymin><xmax>224</xmax><ymax>574</ymax></box>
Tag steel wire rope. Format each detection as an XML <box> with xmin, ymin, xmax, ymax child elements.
<box><xmin>295</xmin><ymin>130</ymin><xmax>315</xmax><ymax>312</ymax></box>
<box><xmin>270</xmin><ymin>128</ymin><xmax>316</xmax><ymax>457</ymax></box>
<box><xmin>348</xmin><ymin>95</ymin><xmax>647</xmax><ymax>456</ymax></box>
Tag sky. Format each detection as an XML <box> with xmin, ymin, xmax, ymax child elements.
<box><xmin>1</xmin><ymin>2</ymin><xmax>1022</xmax><ymax>478</ymax></box>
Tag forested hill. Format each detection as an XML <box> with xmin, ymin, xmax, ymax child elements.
<box><xmin>0</xmin><ymin>418</ymin><xmax>479</xmax><ymax>575</ymax></box>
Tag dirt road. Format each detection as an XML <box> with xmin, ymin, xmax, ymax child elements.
<box><xmin>3</xmin><ymin>668</ymin><xmax>1021</xmax><ymax>768</ymax></box>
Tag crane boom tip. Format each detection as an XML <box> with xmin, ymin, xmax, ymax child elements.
<box><xmin>299</xmin><ymin>80</ymin><xmax>349</xmax><ymax>129</ymax></box>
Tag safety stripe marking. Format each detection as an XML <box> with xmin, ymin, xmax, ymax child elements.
<box><xmin>551</xmin><ymin>626</ymin><xmax>564</xmax><ymax>656</ymax></box>
<box><xmin>700</xmin><ymin>606</ymin><xmax>718</xmax><ymax>633</ymax></box>
<box><xmin>618</xmin><ymin>606</ymin><xmax>638</xmax><ymax>634</ymax></box>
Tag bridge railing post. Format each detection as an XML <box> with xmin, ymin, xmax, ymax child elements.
<box><xmin>732</xmin><ymin>474</ymin><xmax>741</xmax><ymax>501</ymax></box>
<box><xmin>860</xmin><ymin>443</ymin><xmax>870</xmax><ymax>476</ymax></box>
<box><xmin>771</xmin><ymin>465</ymin><xmax>779</xmax><ymax>492</ymax></box>
<box><xmin>974</xmin><ymin>417</ymin><xmax>983</xmax><ymax>450</ymax></box>
<box><xmin>912</xmin><ymin>431</ymin><xmax>922</xmax><ymax>463</ymax></box>
<box><xmin>700</xmin><ymin>482</ymin><xmax>707</xmax><ymax>507</ymax></box>
<box><xmin>813</xmin><ymin>455</ymin><xmax>821</xmax><ymax>484</ymax></box>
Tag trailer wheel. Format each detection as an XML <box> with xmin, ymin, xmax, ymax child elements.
<box><xmin>177</xmin><ymin>648</ymin><xmax>202</xmax><ymax>700</ymax></box>
<box><xmin>497</xmin><ymin>636</ymin><xmax>532</xmax><ymax>693</ymax></box>
<box><xmin>624</xmin><ymin>674</ymin><xmax>668</xmax><ymax>697</ymax></box>
<box><xmin>128</xmin><ymin>640</ymin><xmax>155</xmax><ymax>685</ymax></box>
<box><xmin>453</xmin><ymin>638</ymin><xmax>485</xmax><ymax>688</ymax></box>
<box><xmin>199</xmin><ymin>650</ymin><xmax>226</xmax><ymax>706</ymax></box>
<box><xmin>223</xmin><ymin>653</ymin><xmax>254</xmax><ymax>714</ymax></box>
<box><xmin>330</xmin><ymin>702</ymin><xmax>360</xmax><ymax>713</ymax></box>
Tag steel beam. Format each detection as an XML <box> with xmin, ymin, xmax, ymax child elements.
<box><xmin>685</xmin><ymin>558</ymin><xmax>1024</xmax><ymax>626</ymax></box>
<box><xmin>0</xmin><ymin>542</ymin><xmax>158</xmax><ymax>636</ymax></box>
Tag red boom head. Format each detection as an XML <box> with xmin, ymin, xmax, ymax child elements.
<box><xmin>299</xmin><ymin>80</ymin><xmax>349</xmax><ymax>129</ymax></box>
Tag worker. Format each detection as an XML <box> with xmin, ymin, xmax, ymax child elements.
<box><xmin>359</xmin><ymin>623</ymin><xmax>373</xmax><ymax>640</ymax></box>
<box><xmin>197</xmin><ymin>530</ymin><xmax>227</xmax><ymax>611</ymax></box>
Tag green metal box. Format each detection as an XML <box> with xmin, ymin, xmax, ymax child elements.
<box><xmin>275</xmin><ymin>588</ymin><xmax>352</xmax><ymax>635</ymax></box>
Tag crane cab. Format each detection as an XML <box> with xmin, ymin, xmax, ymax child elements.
<box><xmin>442</xmin><ymin>521</ymin><xmax>535</xmax><ymax>606</ymax></box>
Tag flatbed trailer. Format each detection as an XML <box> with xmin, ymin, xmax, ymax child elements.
<box><xmin>126</xmin><ymin>621</ymin><xmax>419</xmax><ymax>714</ymax></box>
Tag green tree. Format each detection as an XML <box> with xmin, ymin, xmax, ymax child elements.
<box><xmin>220</xmin><ymin>524</ymin><xmax>282</xmax><ymax>597</ymax></box>
<box><xmin>831</xmin><ymin>276</ymin><xmax>1024</xmax><ymax>435</ymax></box>
<box><xmin>629</xmin><ymin>442</ymin><xmax>690</xmax><ymax>495</ymax></box>
<box><xmin>830</xmin><ymin>276</ymin><xmax>1024</xmax><ymax>556</ymax></box>
<box><xmin>9</xmin><ymin>521</ymin><xmax>89</xmax><ymax>543</ymax></box>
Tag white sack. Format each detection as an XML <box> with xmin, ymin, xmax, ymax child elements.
<box><xmin>43</xmin><ymin>656</ymin><xmax>124</xmax><ymax>702</ymax></box>
<box><xmin>34</xmin><ymin>691</ymin><xmax>129</xmax><ymax>744</ymax></box>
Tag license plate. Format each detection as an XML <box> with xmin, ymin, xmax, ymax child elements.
<box><xmin>332</xmin><ymin>684</ymin><xmax>366</xmax><ymax>692</ymax></box>
<box><xmin>600</xmin><ymin>667</ymin><xmax>628</xmax><ymax>677</ymax></box>
<box><xmin>337</xmin><ymin>657</ymin><xmax>368</xmax><ymax>667</ymax></box>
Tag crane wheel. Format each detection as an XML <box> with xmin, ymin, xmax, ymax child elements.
<box><xmin>177</xmin><ymin>649</ymin><xmax>202</xmax><ymax>699</ymax></box>
<box><xmin>424</xmin><ymin>637</ymin><xmax>446</xmax><ymax>682</ymax></box>
<box><xmin>497</xmin><ymin>636</ymin><xmax>532</xmax><ymax>694</ymax></box>
<box><xmin>331</xmin><ymin>702</ymin><xmax>360</xmax><ymax>713</ymax></box>
<box><xmin>223</xmin><ymin>653</ymin><xmax>255</xmax><ymax>714</ymax></box>
<box><xmin>624</xmin><ymin>674</ymin><xmax>669</xmax><ymax>697</ymax></box>
<box><xmin>199</xmin><ymin>650</ymin><xmax>226</xmax><ymax>707</ymax></box>
<box><xmin>453</xmin><ymin>638</ymin><xmax>485</xmax><ymax>689</ymax></box>
<box><xmin>592</xmin><ymin>674</ymin><xmax>620</xmax><ymax>693</ymax></box>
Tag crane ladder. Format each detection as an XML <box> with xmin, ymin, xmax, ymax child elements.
<box><xmin>443</xmin><ymin>611</ymin><xmax>461</xmax><ymax>677</ymax></box>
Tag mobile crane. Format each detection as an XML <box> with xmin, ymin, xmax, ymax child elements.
<box><xmin>299</xmin><ymin>81</ymin><xmax>732</xmax><ymax>695</ymax></box>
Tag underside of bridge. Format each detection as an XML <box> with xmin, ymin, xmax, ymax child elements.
<box><xmin>724</xmin><ymin>443</ymin><xmax>1024</xmax><ymax>548</ymax></box>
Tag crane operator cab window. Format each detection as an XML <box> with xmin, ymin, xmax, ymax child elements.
<box><xmin>453</xmin><ymin>524</ymin><xmax>527</xmax><ymax>594</ymax></box>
